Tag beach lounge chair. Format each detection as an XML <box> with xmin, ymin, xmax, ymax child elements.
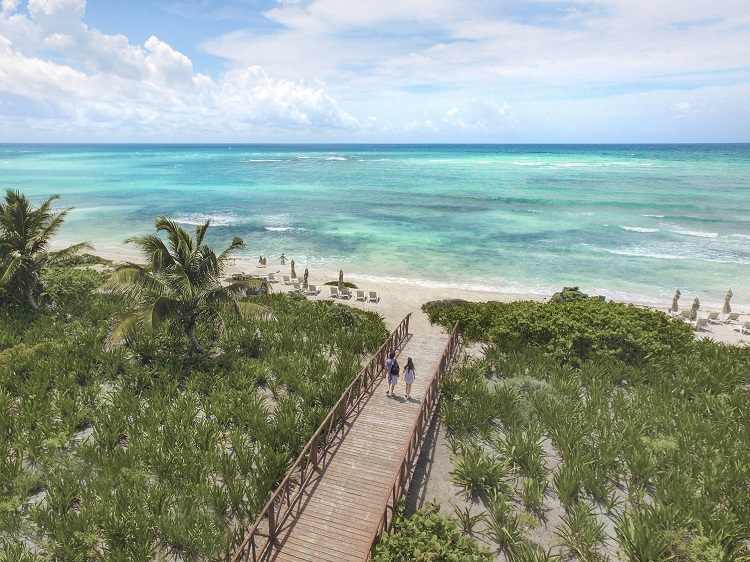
<box><xmin>291</xmin><ymin>277</ymin><xmax>299</xmax><ymax>285</ymax></box>
<box><xmin>694</xmin><ymin>317</ymin><xmax>711</xmax><ymax>332</ymax></box>
<box><xmin>679</xmin><ymin>310</ymin><xmax>692</xmax><ymax>322</ymax></box>
<box><xmin>368</xmin><ymin>291</ymin><xmax>380</xmax><ymax>303</ymax></box>
<box><xmin>706</xmin><ymin>311</ymin><xmax>721</xmax><ymax>324</ymax></box>
<box><xmin>267</xmin><ymin>273</ymin><xmax>279</xmax><ymax>283</ymax></box>
<box><xmin>724</xmin><ymin>312</ymin><xmax>740</xmax><ymax>325</ymax></box>
<box><xmin>737</xmin><ymin>321</ymin><xmax>750</xmax><ymax>335</ymax></box>
<box><xmin>329</xmin><ymin>286</ymin><xmax>339</xmax><ymax>298</ymax></box>
<box><xmin>291</xmin><ymin>282</ymin><xmax>302</xmax><ymax>292</ymax></box>
<box><xmin>283</xmin><ymin>275</ymin><xmax>291</xmax><ymax>285</ymax></box>
<box><xmin>355</xmin><ymin>290</ymin><xmax>367</xmax><ymax>301</ymax></box>
<box><xmin>304</xmin><ymin>284</ymin><xmax>320</xmax><ymax>296</ymax></box>
<box><xmin>338</xmin><ymin>287</ymin><xmax>352</xmax><ymax>299</ymax></box>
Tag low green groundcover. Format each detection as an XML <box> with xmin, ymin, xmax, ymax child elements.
<box><xmin>372</xmin><ymin>503</ymin><xmax>491</xmax><ymax>562</ymax></box>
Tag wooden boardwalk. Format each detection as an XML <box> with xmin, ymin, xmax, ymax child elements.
<box><xmin>265</xmin><ymin>332</ymin><xmax>450</xmax><ymax>562</ymax></box>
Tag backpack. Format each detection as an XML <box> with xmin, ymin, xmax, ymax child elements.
<box><xmin>390</xmin><ymin>359</ymin><xmax>400</xmax><ymax>377</ymax></box>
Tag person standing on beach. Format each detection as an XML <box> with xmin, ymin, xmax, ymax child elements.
<box><xmin>279</xmin><ymin>253</ymin><xmax>287</xmax><ymax>265</ymax></box>
<box><xmin>385</xmin><ymin>351</ymin><xmax>399</xmax><ymax>397</ymax></box>
<box><xmin>403</xmin><ymin>357</ymin><xmax>415</xmax><ymax>400</ymax></box>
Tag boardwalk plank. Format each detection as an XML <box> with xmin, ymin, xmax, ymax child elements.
<box><xmin>265</xmin><ymin>334</ymin><xmax>449</xmax><ymax>562</ymax></box>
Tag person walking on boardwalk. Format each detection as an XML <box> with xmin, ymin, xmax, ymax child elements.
<box><xmin>385</xmin><ymin>351</ymin><xmax>399</xmax><ymax>397</ymax></box>
<box><xmin>403</xmin><ymin>357</ymin><xmax>415</xmax><ymax>400</ymax></box>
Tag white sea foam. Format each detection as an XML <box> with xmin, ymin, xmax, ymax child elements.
<box><xmin>326</xmin><ymin>156</ymin><xmax>347</xmax><ymax>161</ymax></box>
<box><xmin>642</xmin><ymin>214</ymin><xmax>665</xmax><ymax>218</ymax></box>
<box><xmin>604</xmin><ymin>248</ymin><xmax>688</xmax><ymax>260</ymax></box>
<box><xmin>242</xmin><ymin>159</ymin><xmax>283</xmax><ymax>162</ymax></box>
<box><xmin>297</xmin><ymin>156</ymin><xmax>311</xmax><ymax>159</ymax></box>
<box><xmin>512</xmin><ymin>161</ymin><xmax>544</xmax><ymax>166</ymax></box>
<box><xmin>621</xmin><ymin>226</ymin><xmax>659</xmax><ymax>233</ymax></box>
<box><xmin>665</xmin><ymin>227</ymin><xmax>719</xmax><ymax>238</ymax></box>
<box><xmin>265</xmin><ymin>226</ymin><xmax>292</xmax><ymax>232</ymax></box>
<box><xmin>174</xmin><ymin>213</ymin><xmax>238</xmax><ymax>227</ymax></box>
<box><xmin>731</xmin><ymin>234</ymin><xmax>750</xmax><ymax>240</ymax></box>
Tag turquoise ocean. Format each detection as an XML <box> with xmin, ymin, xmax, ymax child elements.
<box><xmin>2</xmin><ymin>144</ymin><xmax>749</xmax><ymax>308</ymax></box>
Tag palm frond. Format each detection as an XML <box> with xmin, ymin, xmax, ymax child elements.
<box><xmin>108</xmin><ymin>314</ymin><xmax>142</xmax><ymax>344</ymax></box>
<box><xmin>237</xmin><ymin>301</ymin><xmax>276</xmax><ymax>321</ymax></box>
<box><xmin>155</xmin><ymin>216</ymin><xmax>194</xmax><ymax>256</ymax></box>
<box><xmin>148</xmin><ymin>296</ymin><xmax>182</xmax><ymax>328</ymax></box>
<box><xmin>47</xmin><ymin>242</ymin><xmax>94</xmax><ymax>265</ymax></box>
<box><xmin>194</xmin><ymin>220</ymin><xmax>211</xmax><ymax>247</ymax></box>
<box><xmin>0</xmin><ymin>252</ymin><xmax>22</xmax><ymax>283</ymax></box>
<box><xmin>216</xmin><ymin>236</ymin><xmax>245</xmax><ymax>267</ymax></box>
<box><xmin>125</xmin><ymin>234</ymin><xmax>174</xmax><ymax>271</ymax></box>
<box><xmin>104</xmin><ymin>263</ymin><xmax>169</xmax><ymax>300</ymax></box>
<box><xmin>29</xmin><ymin>208</ymin><xmax>71</xmax><ymax>255</ymax></box>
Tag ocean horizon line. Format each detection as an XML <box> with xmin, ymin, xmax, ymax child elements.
<box><xmin>3</xmin><ymin>141</ymin><xmax>750</xmax><ymax>147</ymax></box>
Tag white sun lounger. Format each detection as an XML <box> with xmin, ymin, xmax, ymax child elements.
<box><xmin>693</xmin><ymin>317</ymin><xmax>711</xmax><ymax>332</ymax></box>
<box><xmin>329</xmin><ymin>286</ymin><xmax>339</xmax><ymax>298</ymax></box>
<box><xmin>355</xmin><ymin>290</ymin><xmax>367</xmax><ymax>301</ymax></box>
<box><xmin>283</xmin><ymin>275</ymin><xmax>291</xmax><ymax>285</ymax></box>
<box><xmin>338</xmin><ymin>287</ymin><xmax>352</xmax><ymax>299</ymax></box>
<box><xmin>304</xmin><ymin>284</ymin><xmax>320</xmax><ymax>296</ymax></box>
<box><xmin>706</xmin><ymin>311</ymin><xmax>721</xmax><ymax>324</ymax></box>
<box><xmin>724</xmin><ymin>312</ymin><xmax>740</xmax><ymax>325</ymax></box>
<box><xmin>368</xmin><ymin>291</ymin><xmax>380</xmax><ymax>303</ymax></box>
<box><xmin>737</xmin><ymin>321</ymin><xmax>750</xmax><ymax>335</ymax></box>
<box><xmin>267</xmin><ymin>273</ymin><xmax>279</xmax><ymax>283</ymax></box>
<box><xmin>291</xmin><ymin>282</ymin><xmax>302</xmax><ymax>292</ymax></box>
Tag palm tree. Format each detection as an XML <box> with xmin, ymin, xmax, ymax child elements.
<box><xmin>0</xmin><ymin>190</ymin><xmax>91</xmax><ymax>309</ymax></box>
<box><xmin>105</xmin><ymin>216</ymin><xmax>262</xmax><ymax>354</ymax></box>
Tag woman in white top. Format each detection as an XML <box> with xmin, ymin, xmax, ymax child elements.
<box><xmin>403</xmin><ymin>357</ymin><xmax>416</xmax><ymax>400</ymax></box>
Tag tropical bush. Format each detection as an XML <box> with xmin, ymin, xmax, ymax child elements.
<box><xmin>0</xmin><ymin>259</ymin><xmax>388</xmax><ymax>560</ymax></box>
<box><xmin>432</xmin><ymin>298</ymin><xmax>750</xmax><ymax>560</ymax></box>
<box><xmin>422</xmin><ymin>297</ymin><xmax>694</xmax><ymax>365</ymax></box>
<box><xmin>371</xmin><ymin>502</ymin><xmax>492</xmax><ymax>562</ymax></box>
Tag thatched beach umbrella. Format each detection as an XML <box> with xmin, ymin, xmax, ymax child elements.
<box><xmin>671</xmin><ymin>289</ymin><xmax>681</xmax><ymax>313</ymax></box>
<box><xmin>723</xmin><ymin>289</ymin><xmax>733</xmax><ymax>315</ymax></box>
<box><xmin>690</xmin><ymin>297</ymin><xmax>700</xmax><ymax>321</ymax></box>
<box><xmin>290</xmin><ymin>260</ymin><xmax>296</xmax><ymax>280</ymax></box>
<box><xmin>303</xmin><ymin>268</ymin><xmax>309</xmax><ymax>290</ymax></box>
<box><xmin>338</xmin><ymin>269</ymin><xmax>344</xmax><ymax>293</ymax></box>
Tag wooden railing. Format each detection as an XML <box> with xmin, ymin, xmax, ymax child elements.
<box><xmin>231</xmin><ymin>314</ymin><xmax>411</xmax><ymax>562</ymax></box>
<box><xmin>370</xmin><ymin>320</ymin><xmax>460</xmax><ymax>551</ymax></box>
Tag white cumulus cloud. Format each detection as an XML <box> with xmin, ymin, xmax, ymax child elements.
<box><xmin>0</xmin><ymin>0</ymin><xmax>360</xmax><ymax>140</ymax></box>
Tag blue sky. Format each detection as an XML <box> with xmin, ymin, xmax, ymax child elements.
<box><xmin>0</xmin><ymin>0</ymin><xmax>748</xmax><ymax>142</ymax></box>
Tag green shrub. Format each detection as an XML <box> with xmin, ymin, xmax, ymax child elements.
<box><xmin>371</xmin><ymin>502</ymin><xmax>492</xmax><ymax>561</ymax></box>
<box><xmin>423</xmin><ymin>297</ymin><xmax>694</xmax><ymax>366</ymax></box>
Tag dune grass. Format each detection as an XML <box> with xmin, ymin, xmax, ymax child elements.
<box><xmin>426</xmin><ymin>298</ymin><xmax>750</xmax><ymax>560</ymax></box>
<box><xmin>0</xmin><ymin>263</ymin><xmax>387</xmax><ymax>560</ymax></box>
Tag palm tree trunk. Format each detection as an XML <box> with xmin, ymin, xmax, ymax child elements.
<box><xmin>186</xmin><ymin>326</ymin><xmax>208</xmax><ymax>354</ymax></box>
<box><xmin>24</xmin><ymin>278</ymin><xmax>38</xmax><ymax>310</ymax></box>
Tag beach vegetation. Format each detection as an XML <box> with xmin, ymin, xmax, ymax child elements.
<box><xmin>0</xmin><ymin>190</ymin><xmax>92</xmax><ymax>309</ymax></box>
<box><xmin>426</xmin><ymin>297</ymin><xmax>750</xmax><ymax>560</ymax></box>
<box><xmin>0</xmin><ymin>256</ymin><xmax>388</xmax><ymax>560</ymax></box>
<box><xmin>422</xmin><ymin>296</ymin><xmax>694</xmax><ymax>366</ymax></box>
<box><xmin>103</xmin><ymin>215</ymin><xmax>266</xmax><ymax>354</ymax></box>
<box><xmin>549</xmin><ymin>285</ymin><xmax>604</xmax><ymax>303</ymax></box>
<box><xmin>371</xmin><ymin>502</ymin><xmax>492</xmax><ymax>562</ymax></box>
<box><xmin>323</xmin><ymin>280</ymin><xmax>358</xmax><ymax>289</ymax></box>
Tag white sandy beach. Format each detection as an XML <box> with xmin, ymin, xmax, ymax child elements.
<box><xmin>89</xmin><ymin>244</ymin><xmax>750</xmax><ymax>347</ymax></box>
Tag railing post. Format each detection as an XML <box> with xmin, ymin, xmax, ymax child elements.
<box><xmin>268</xmin><ymin>502</ymin><xmax>276</xmax><ymax>541</ymax></box>
<box><xmin>310</xmin><ymin>433</ymin><xmax>318</xmax><ymax>468</ymax></box>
